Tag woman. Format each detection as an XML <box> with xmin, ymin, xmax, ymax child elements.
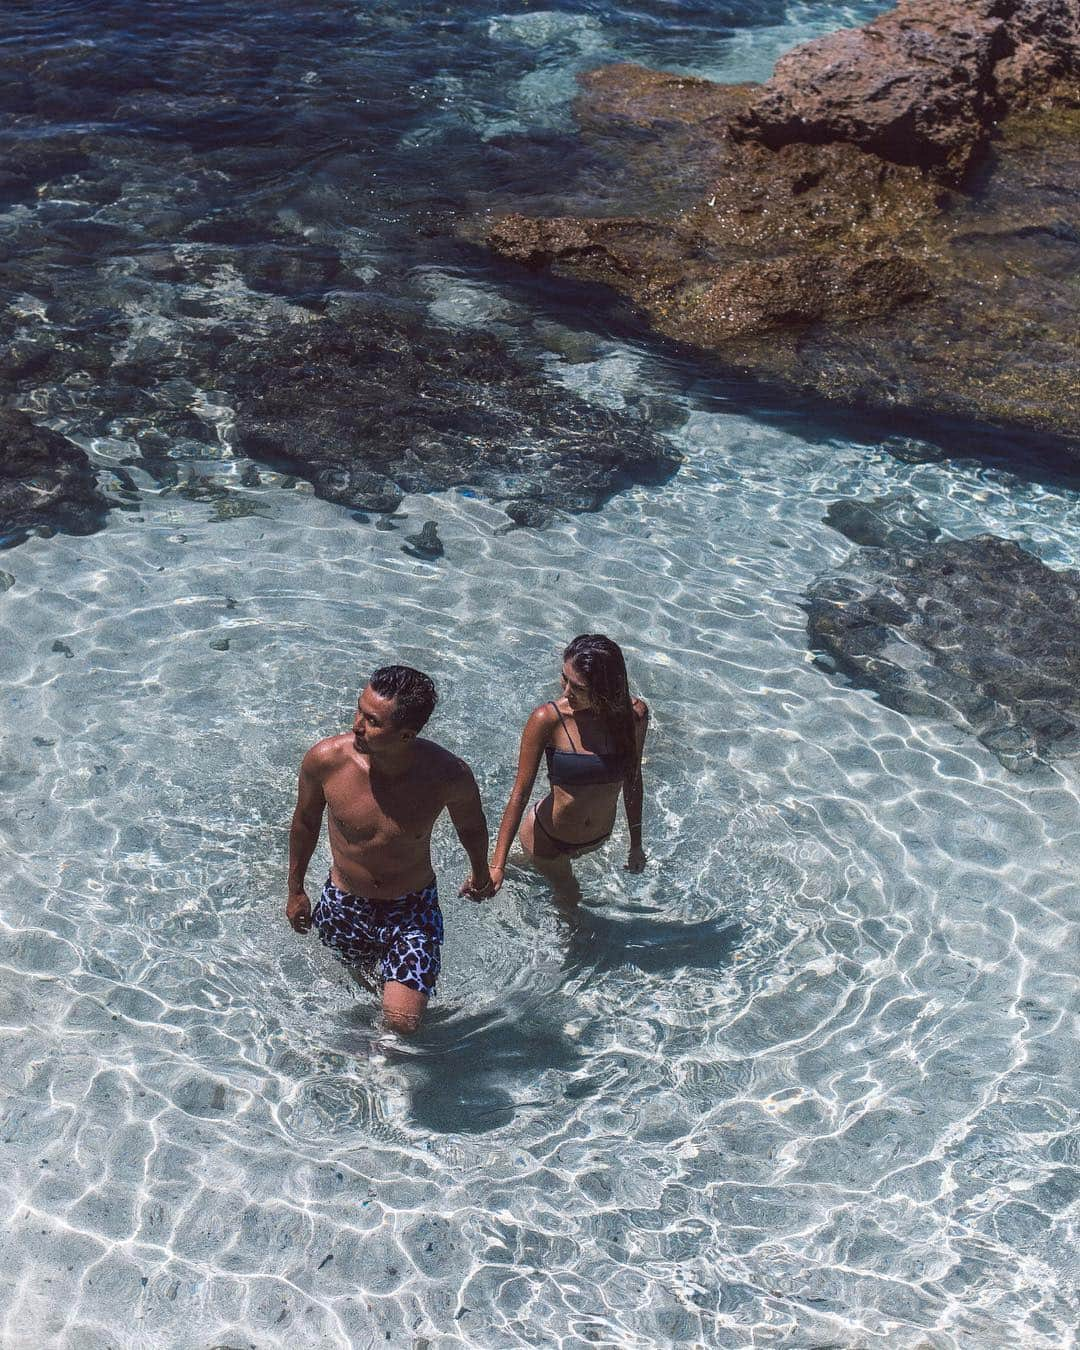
<box><xmin>489</xmin><ymin>634</ymin><xmax>649</xmax><ymax>897</ymax></box>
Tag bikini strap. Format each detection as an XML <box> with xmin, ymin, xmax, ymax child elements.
<box><xmin>547</xmin><ymin>700</ymin><xmax>579</xmax><ymax>751</ymax></box>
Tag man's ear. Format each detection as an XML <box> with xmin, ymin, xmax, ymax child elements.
<box><xmin>398</xmin><ymin>727</ymin><xmax>416</xmax><ymax>744</ymax></box>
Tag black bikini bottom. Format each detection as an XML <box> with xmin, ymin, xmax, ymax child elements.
<box><xmin>532</xmin><ymin>802</ymin><xmax>611</xmax><ymax>856</ymax></box>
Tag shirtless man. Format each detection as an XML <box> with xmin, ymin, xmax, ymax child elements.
<box><xmin>286</xmin><ymin>665</ymin><xmax>493</xmax><ymax>1033</ymax></box>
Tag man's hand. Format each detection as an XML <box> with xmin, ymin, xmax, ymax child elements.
<box><xmin>458</xmin><ymin>870</ymin><xmax>495</xmax><ymax>901</ymax></box>
<box><xmin>625</xmin><ymin>845</ymin><xmax>647</xmax><ymax>874</ymax></box>
<box><xmin>286</xmin><ymin>889</ymin><xmax>312</xmax><ymax>933</ymax></box>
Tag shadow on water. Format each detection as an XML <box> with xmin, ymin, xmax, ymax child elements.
<box><xmin>383</xmin><ymin>1002</ymin><xmax>583</xmax><ymax>1135</ymax></box>
<box><xmin>558</xmin><ymin>900</ymin><xmax>744</xmax><ymax>980</ymax></box>
<box><xmin>371</xmin><ymin>898</ymin><xmax>743</xmax><ymax>1135</ymax></box>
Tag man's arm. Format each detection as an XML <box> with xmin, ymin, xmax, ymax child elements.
<box><xmin>445</xmin><ymin>760</ymin><xmax>493</xmax><ymax>900</ymax></box>
<box><xmin>286</xmin><ymin>746</ymin><xmax>329</xmax><ymax>933</ymax></box>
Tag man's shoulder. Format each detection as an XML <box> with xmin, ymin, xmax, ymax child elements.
<box><xmin>414</xmin><ymin>738</ymin><xmax>475</xmax><ymax>785</ymax></box>
<box><xmin>302</xmin><ymin>734</ymin><xmax>353</xmax><ymax>775</ymax></box>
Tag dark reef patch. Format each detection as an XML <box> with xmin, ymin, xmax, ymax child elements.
<box><xmin>0</xmin><ymin>409</ymin><xmax>110</xmax><ymax>547</ymax></box>
<box><xmin>807</xmin><ymin>529</ymin><xmax>1080</xmax><ymax>770</ymax></box>
<box><xmin>217</xmin><ymin>300</ymin><xmax>681</xmax><ymax>516</ymax></box>
<box><xmin>824</xmin><ymin>494</ymin><xmax>941</xmax><ymax>552</ymax></box>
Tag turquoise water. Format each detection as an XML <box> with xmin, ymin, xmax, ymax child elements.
<box><xmin>1</xmin><ymin>2</ymin><xmax>1079</xmax><ymax>1346</ymax></box>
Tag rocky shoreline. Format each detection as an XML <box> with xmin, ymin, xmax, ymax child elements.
<box><xmin>486</xmin><ymin>0</ymin><xmax>1080</xmax><ymax>449</ymax></box>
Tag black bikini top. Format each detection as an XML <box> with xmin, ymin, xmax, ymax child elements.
<box><xmin>544</xmin><ymin>701</ymin><xmax>624</xmax><ymax>788</ymax></box>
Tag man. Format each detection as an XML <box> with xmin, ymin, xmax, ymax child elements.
<box><xmin>286</xmin><ymin>664</ymin><xmax>493</xmax><ymax>1033</ymax></box>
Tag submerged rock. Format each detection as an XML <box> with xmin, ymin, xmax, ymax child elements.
<box><xmin>0</xmin><ymin>409</ymin><xmax>109</xmax><ymax>543</ymax></box>
<box><xmin>882</xmin><ymin>436</ymin><xmax>947</xmax><ymax>465</ymax></box>
<box><xmin>484</xmin><ymin>0</ymin><xmax>1080</xmax><ymax>448</ymax></box>
<box><xmin>402</xmin><ymin>521</ymin><xmax>444</xmax><ymax>560</ymax></box>
<box><xmin>219</xmin><ymin>301</ymin><xmax>681</xmax><ymax>517</ymax></box>
<box><xmin>806</xmin><ymin>534</ymin><xmax>1080</xmax><ymax>770</ymax></box>
<box><xmin>503</xmin><ymin>499</ymin><xmax>551</xmax><ymax>529</ymax></box>
<box><xmin>824</xmin><ymin>494</ymin><xmax>941</xmax><ymax>552</ymax></box>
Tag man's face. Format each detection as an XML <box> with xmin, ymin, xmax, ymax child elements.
<box><xmin>352</xmin><ymin>684</ymin><xmax>408</xmax><ymax>753</ymax></box>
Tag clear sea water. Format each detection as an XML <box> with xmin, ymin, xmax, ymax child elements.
<box><xmin>1</xmin><ymin>3</ymin><xmax>1078</xmax><ymax>1347</ymax></box>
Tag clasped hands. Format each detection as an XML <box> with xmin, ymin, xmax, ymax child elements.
<box><xmin>288</xmin><ymin>849</ymin><xmax>647</xmax><ymax>928</ymax></box>
<box><xmin>457</xmin><ymin>870</ymin><xmax>495</xmax><ymax>901</ymax></box>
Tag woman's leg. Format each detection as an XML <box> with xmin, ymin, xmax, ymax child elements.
<box><xmin>519</xmin><ymin>804</ymin><xmax>583</xmax><ymax>906</ymax></box>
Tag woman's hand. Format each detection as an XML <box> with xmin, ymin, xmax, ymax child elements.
<box><xmin>624</xmin><ymin>845</ymin><xmax>647</xmax><ymax>874</ymax></box>
<box><xmin>488</xmin><ymin>864</ymin><xmax>505</xmax><ymax>895</ymax></box>
<box><xmin>459</xmin><ymin>869</ymin><xmax>495</xmax><ymax>901</ymax></box>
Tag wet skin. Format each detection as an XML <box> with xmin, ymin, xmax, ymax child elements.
<box><xmin>286</xmin><ymin>684</ymin><xmax>492</xmax><ymax>1032</ymax></box>
<box><xmin>490</xmin><ymin>658</ymin><xmax>649</xmax><ymax>901</ymax></box>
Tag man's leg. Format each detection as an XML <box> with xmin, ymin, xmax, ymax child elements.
<box><xmin>380</xmin><ymin>896</ymin><xmax>441</xmax><ymax>1034</ymax></box>
<box><xmin>382</xmin><ymin>980</ymin><xmax>427</xmax><ymax>1034</ymax></box>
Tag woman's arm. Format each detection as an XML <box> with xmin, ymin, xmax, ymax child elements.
<box><xmin>623</xmin><ymin>699</ymin><xmax>649</xmax><ymax>873</ymax></box>
<box><xmin>489</xmin><ymin>705</ymin><xmax>554</xmax><ymax>891</ymax></box>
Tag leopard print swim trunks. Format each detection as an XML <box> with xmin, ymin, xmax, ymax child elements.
<box><xmin>312</xmin><ymin>875</ymin><xmax>443</xmax><ymax>997</ymax></box>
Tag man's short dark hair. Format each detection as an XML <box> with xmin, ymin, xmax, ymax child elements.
<box><xmin>368</xmin><ymin>665</ymin><xmax>438</xmax><ymax>732</ymax></box>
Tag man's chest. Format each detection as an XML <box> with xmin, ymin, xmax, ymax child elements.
<box><xmin>325</xmin><ymin>770</ymin><xmax>443</xmax><ymax>844</ymax></box>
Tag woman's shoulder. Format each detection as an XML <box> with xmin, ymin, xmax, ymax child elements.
<box><xmin>632</xmin><ymin>697</ymin><xmax>649</xmax><ymax>722</ymax></box>
<box><xmin>524</xmin><ymin>701</ymin><xmax>560</xmax><ymax>733</ymax></box>
<box><xmin>529</xmin><ymin>699</ymin><xmax>561</xmax><ymax>719</ymax></box>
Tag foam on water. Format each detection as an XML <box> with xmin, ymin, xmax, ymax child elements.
<box><xmin>1</xmin><ymin>373</ymin><xmax>1079</xmax><ymax>1346</ymax></box>
<box><xmin>693</xmin><ymin>1</ymin><xmax>894</xmax><ymax>83</ymax></box>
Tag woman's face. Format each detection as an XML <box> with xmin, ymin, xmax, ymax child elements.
<box><xmin>560</xmin><ymin>659</ymin><xmax>592</xmax><ymax>711</ymax></box>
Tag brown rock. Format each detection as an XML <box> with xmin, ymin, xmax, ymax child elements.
<box><xmin>483</xmin><ymin>0</ymin><xmax>1080</xmax><ymax>448</ymax></box>
<box><xmin>490</xmin><ymin>211</ymin><xmax>931</xmax><ymax>343</ymax></box>
<box><xmin>733</xmin><ymin>0</ymin><xmax>1080</xmax><ymax>179</ymax></box>
<box><xmin>665</xmin><ymin>253</ymin><xmax>933</xmax><ymax>346</ymax></box>
<box><xmin>487</xmin><ymin>79</ymin><xmax>941</xmax><ymax>348</ymax></box>
<box><xmin>577</xmin><ymin>64</ymin><xmax>755</xmax><ymax>132</ymax></box>
<box><xmin>994</xmin><ymin>0</ymin><xmax>1080</xmax><ymax>99</ymax></box>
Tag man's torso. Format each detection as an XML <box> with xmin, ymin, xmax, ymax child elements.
<box><xmin>319</xmin><ymin>735</ymin><xmax>458</xmax><ymax>900</ymax></box>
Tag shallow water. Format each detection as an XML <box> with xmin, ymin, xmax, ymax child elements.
<box><xmin>2</xmin><ymin>2</ymin><xmax>1079</xmax><ymax>1347</ymax></box>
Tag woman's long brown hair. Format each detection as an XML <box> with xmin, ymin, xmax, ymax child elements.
<box><xmin>563</xmin><ymin>634</ymin><xmax>636</xmax><ymax>776</ymax></box>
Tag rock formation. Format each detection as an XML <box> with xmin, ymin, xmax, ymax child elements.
<box><xmin>485</xmin><ymin>0</ymin><xmax>1080</xmax><ymax>447</ymax></box>
<box><xmin>733</xmin><ymin>0</ymin><xmax>1080</xmax><ymax>178</ymax></box>
<box><xmin>0</xmin><ymin>409</ymin><xmax>109</xmax><ymax>546</ymax></box>
<box><xmin>807</xmin><ymin>525</ymin><xmax>1080</xmax><ymax>770</ymax></box>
